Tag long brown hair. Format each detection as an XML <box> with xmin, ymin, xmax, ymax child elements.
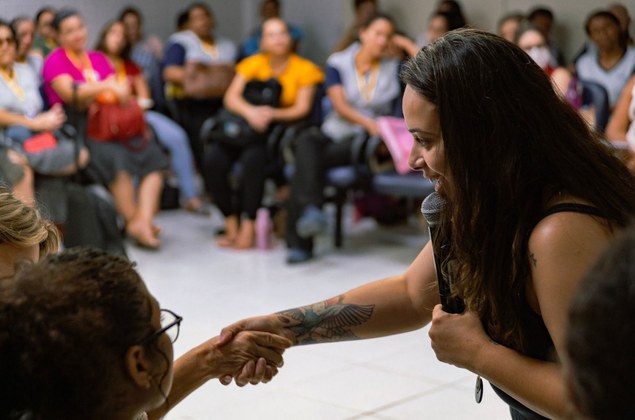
<box><xmin>401</xmin><ymin>29</ymin><xmax>635</xmax><ymax>351</ymax></box>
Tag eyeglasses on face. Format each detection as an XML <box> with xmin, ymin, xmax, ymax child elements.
<box><xmin>0</xmin><ymin>37</ymin><xmax>15</xmax><ymax>47</ymax></box>
<box><xmin>140</xmin><ymin>308</ymin><xmax>183</xmax><ymax>345</ymax></box>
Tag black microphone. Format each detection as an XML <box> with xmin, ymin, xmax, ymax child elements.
<box><xmin>421</xmin><ymin>192</ymin><xmax>465</xmax><ymax>314</ymax></box>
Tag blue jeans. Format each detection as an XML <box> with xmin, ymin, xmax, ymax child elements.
<box><xmin>145</xmin><ymin>110</ymin><xmax>198</xmax><ymax>201</ymax></box>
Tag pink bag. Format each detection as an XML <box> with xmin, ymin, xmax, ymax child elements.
<box><xmin>377</xmin><ymin>116</ymin><xmax>414</xmax><ymax>174</ymax></box>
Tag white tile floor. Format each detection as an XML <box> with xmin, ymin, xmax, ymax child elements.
<box><xmin>128</xmin><ymin>206</ymin><xmax>511</xmax><ymax>420</ymax></box>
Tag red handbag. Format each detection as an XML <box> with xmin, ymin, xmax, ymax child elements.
<box><xmin>87</xmin><ymin>99</ymin><xmax>146</xmax><ymax>143</ymax></box>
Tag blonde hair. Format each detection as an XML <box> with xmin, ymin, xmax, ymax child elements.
<box><xmin>0</xmin><ymin>187</ymin><xmax>59</xmax><ymax>256</ymax></box>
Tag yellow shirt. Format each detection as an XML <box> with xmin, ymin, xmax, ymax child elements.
<box><xmin>236</xmin><ymin>53</ymin><xmax>324</xmax><ymax>108</ymax></box>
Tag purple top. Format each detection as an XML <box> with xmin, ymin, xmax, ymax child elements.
<box><xmin>42</xmin><ymin>48</ymin><xmax>114</xmax><ymax>106</ymax></box>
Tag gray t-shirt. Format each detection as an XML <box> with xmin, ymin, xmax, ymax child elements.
<box><xmin>576</xmin><ymin>46</ymin><xmax>635</xmax><ymax>108</ymax></box>
<box><xmin>167</xmin><ymin>30</ymin><xmax>237</xmax><ymax>65</ymax></box>
<box><xmin>321</xmin><ymin>42</ymin><xmax>401</xmax><ymax>142</ymax></box>
<box><xmin>0</xmin><ymin>63</ymin><xmax>43</xmax><ymax>118</ymax></box>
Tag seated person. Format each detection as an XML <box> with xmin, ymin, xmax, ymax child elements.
<box><xmin>286</xmin><ymin>13</ymin><xmax>401</xmax><ymax>263</ymax></box>
<box><xmin>0</xmin><ymin>247</ymin><xmax>291</xmax><ymax>420</ymax></box>
<box><xmin>332</xmin><ymin>0</ymin><xmax>378</xmax><ymax>53</ymax></box>
<box><xmin>32</xmin><ymin>7</ymin><xmax>57</xmax><ymax>59</ymax></box>
<box><xmin>606</xmin><ymin>74</ymin><xmax>635</xmax><ymax>173</ymax></box>
<box><xmin>391</xmin><ymin>11</ymin><xmax>462</xmax><ymax>58</ymax></box>
<box><xmin>10</xmin><ymin>16</ymin><xmax>43</xmax><ymax>76</ymax></box>
<box><xmin>118</xmin><ymin>6</ymin><xmax>166</xmax><ymax>112</ymax></box>
<box><xmin>0</xmin><ymin>186</ymin><xmax>58</xmax><ymax>278</ymax></box>
<box><xmin>240</xmin><ymin>0</ymin><xmax>304</xmax><ymax>59</ymax></box>
<box><xmin>0</xmin><ymin>19</ymin><xmax>87</xmax><ymax>175</ymax></box>
<box><xmin>515</xmin><ymin>24</ymin><xmax>581</xmax><ymax>109</ymax></box>
<box><xmin>162</xmin><ymin>3</ymin><xmax>237</xmax><ymax>168</ymax></box>
<box><xmin>95</xmin><ymin>20</ymin><xmax>204</xmax><ymax>214</ymax></box>
<box><xmin>498</xmin><ymin>12</ymin><xmax>525</xmax><ymax>43</ymax></box>
<box><xmin>42</xmin><ymin>9</ymin><xmax>167</xmax><ymax>249</ymax></box>
<box><xmin>576</xmin><ymin>10</ymin><xmax>635</xmax><ymax>110</ymax></box>
<box><xmin>203</xmin><ymin>17</ymin><xmax>323</xmax><ymax>250</ymax></box>
<box><xmin>527</xmin><ymin>6</ymin><xmax>566</xmax><ymax>67</ymax></box>
<box><xmin>0</xmin><ymin>143</ymin><xmax>34</xmax><ymax>206</ymax></box>
<box><xmin>435</xmin><ymin>0</ymin><xmax>468</xmax><ymax>27</ymax></box>
<box><xmin>565</xmin><ymin>224</ymin><xmax>635</xmax><ymax>420</ymax></box>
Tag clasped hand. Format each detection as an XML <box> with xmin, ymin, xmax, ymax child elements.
<box><xmin>216</xmin><ymin>314</ymin><xmax>294</xmax><ymax>386</ymax></box>
<box><xmin>428</xmin><ymin>304</ymin><xmax>492</xmax><ymax>373</ymax></box>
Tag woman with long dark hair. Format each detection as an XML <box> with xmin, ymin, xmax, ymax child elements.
<box><xmin>219</xmin><ymin>29</ymin><xmax>635</xmax><ymax>419</ymax></box>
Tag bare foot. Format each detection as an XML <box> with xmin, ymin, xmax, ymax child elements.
<box><xmin>216</xmin><ymin>234</ymin><xmax>235</xmax><ymax>248</ymax></box>
<box><xmin>127</xmin><ymin>219</ymin><xmax>161</xmax><ymax>249</ymax></box>
<box><xmin>233</xmin><ymin>220</ymin><xmax>255</xmax><ymax>250</ymax></box>
<box><xmin>216</xmin><ymin>216</ymin><xmax>239</xmax><ymax>248</ymax></box>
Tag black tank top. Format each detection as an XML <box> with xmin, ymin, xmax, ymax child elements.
<box><xmin>491</xmin><ymin>203</ymin><xmax>605</xmax><ymax>420</ymax></box>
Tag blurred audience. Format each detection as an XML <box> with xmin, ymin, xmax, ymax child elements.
<box><xmin>332</xmin><ymin>0</ymin><xmax>378</xmax><ymax>53</ymax></box>
<box><xmin>42</xmin><ymin>8</ymin><xmax>167</xmax><ymax>249</ymax></box>
<box><xmin>498</xmin><ymin>12</ymin><xmax>524</xmax><ymax>43</ymax></box>
<box><xmin>435</xmin><ymin>0</ymin><xmax>468</xmax><ymax>30</ymax></box>
<box><xmin>286</xmin><ymin>13</ymin><xmax>401</xmax><ymax>263</ymax></box>
<box><xmin>32</xmin><ymin>7</ymin><xmax>57</xmax><ymax>58</ymax></box>
<box><xmin>95</xmin><ymin>20</ymin><xmax>204</xmax><ymax>214</ymax></box>
<box><xmin>576</xmin><ymin>10</ymin><xmax>635</xmax><ymax>110</ymax></box>
<box><xmin>119</xmin><ymin>6</ymin><xmax>166</xmax><ymax>113</ymax></box>
<box><xmin>240</xmin><ymin>0</ymin><xmax>304</xmax><ymax>60</ymax></box>
<box><xmin>10</xmin><ymin>16</ymin><xmax>43</xmax><ymax>76</ymax></box>
<box><xmin>606</xmin><ymin>74</ymin><xmax>635</xmax><ymax>173</ymax></box>
<box><xmin>162</xmin><ymin>2</ymin><xmax>237</xmax><ymax>168</ymax></box>
<box><xmin>528</xmin><ymin>6</ymin><xmax>566</xmax><ymax>67</ymax></box>
<box><xmin>515</xmin><ymin>24</ymin><xmax>581</xmax><ymax>109</ymax></box>
<box><xmin>204</xmin><ymin>17</ymin><xmax>323</xmax><ymax>250</ymax></box>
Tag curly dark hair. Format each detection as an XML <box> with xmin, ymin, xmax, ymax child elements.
<box><xmin>401</xmin><ymin>29</ymin><xmax>635</xmax><ymax>351</ymax></box>
<box><xmin>566</xmin><ymin>225</ymin><xmax>635</xmax><ymax>420</ymax></box>
<box><xmin>0</xmin><ymin>248</ymin><xmax>157</xmax><ymax>419</ymax></box>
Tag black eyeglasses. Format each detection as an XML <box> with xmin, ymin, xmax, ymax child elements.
<box><xmin>140</xmin><ymin>308</ymin><xmax>183</xmax><ymax>344</ymax></box>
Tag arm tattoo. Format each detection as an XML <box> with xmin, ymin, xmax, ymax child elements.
<box><xmin>529</xmin><ymin>253</ymin><xmax>537</xmax><ymax>268</ymax></box>
<box><xmin>276</xmin><ymin>296</ymin><xmax>375</xmax><ymax>345</ymax></box>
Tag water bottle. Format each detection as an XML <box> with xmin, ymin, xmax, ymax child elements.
<box><xmin>255</xmin><ymin>207</ymin><xmax>272</xmax><ymax>250</ymax></box>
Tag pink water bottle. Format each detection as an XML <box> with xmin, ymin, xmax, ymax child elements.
<box><xmin>255</xmin><ymin>207</ymin><xmax>272</xmax><ymax>250</ymax></box>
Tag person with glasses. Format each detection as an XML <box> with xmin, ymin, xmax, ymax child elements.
<box><xmin>0</xmin><ymin>247</ymin><xmax>291</xmax><ymax>420</ymax></box>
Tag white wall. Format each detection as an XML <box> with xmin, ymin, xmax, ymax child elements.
<box><xmin>2</xmin><ymin>0</ymin><xmax>632</xmax><ymax>64</ymax></box>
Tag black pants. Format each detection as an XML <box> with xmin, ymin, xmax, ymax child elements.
<box><xmin>286</xmin><ymin>128</ymin><xmax>353</xmax><ymax>252</ymax></box>
<box><xmin>203</xmin><ymin>140</ymin><xmax>267</xmax><ymax>220</ymax></box>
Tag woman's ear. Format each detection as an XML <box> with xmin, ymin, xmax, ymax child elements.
<box><xmin>125</xmin><ymin>344</ymin><xmax>152</xmax><ymax>389</ymax></box>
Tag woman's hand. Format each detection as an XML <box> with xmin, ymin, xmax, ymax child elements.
<box><xmin>364</xmin><ymin>118</ymin><xmax>380</xmax><ymax>137</ymax></box>
<box><xmin>428</xmin><ymin>304</ymin><xmax>492</xmax><ymax>373</ymax></box>
<box><xmin>30</xmin><ymin>104</ymin><xmax>66</xmax><ymax>132</ymax></box>
<box><xmin>210</xmin><ymin>330</ymin><xmax>291</xmax><ymax>386</ymax></box>
<box><xmin>245</xmin><ymin>106</ymin><xmax>274</xmax><ymax>133</ymax></box>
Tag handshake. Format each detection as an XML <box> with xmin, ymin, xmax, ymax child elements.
<box><xmin>211</xmin><ymin>313</ymin><xmax>295</xmax><ymax>387</ymax></box>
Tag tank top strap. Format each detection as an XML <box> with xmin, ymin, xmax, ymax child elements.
<box><xmin>540</xmin><ymin>202</ymin><xmax>605</xmax><ymax>220</ymax></box>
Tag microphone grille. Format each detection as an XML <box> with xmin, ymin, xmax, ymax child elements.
<box><xmin>421</xmin><ymin>192</ymin><xmax>446</xmax><ymax>227</ymax></box>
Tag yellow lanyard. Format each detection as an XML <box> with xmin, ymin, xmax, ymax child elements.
<box><xmin>356</xmin><ymin>60</ymin><xmax>379</xmax><ymax>104</ymax></box>
<box><xmin>0</xmin><ymin>67</ymin><xmax>26</xmax><ymax>101</ymax></box>
<box><xmin>202</xmin><ymin>41</ymin><xmax>219</xmax><ymax>60</ymax></box>
<box><xmin>65</xmin><ymin>49</ymin><xmax>97</xmax><ymax>82</ymax></box>
<box><xmin>112</xmin><ymin>58</ymin><xmax>128</xmax><ymax>84</ymax></box>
